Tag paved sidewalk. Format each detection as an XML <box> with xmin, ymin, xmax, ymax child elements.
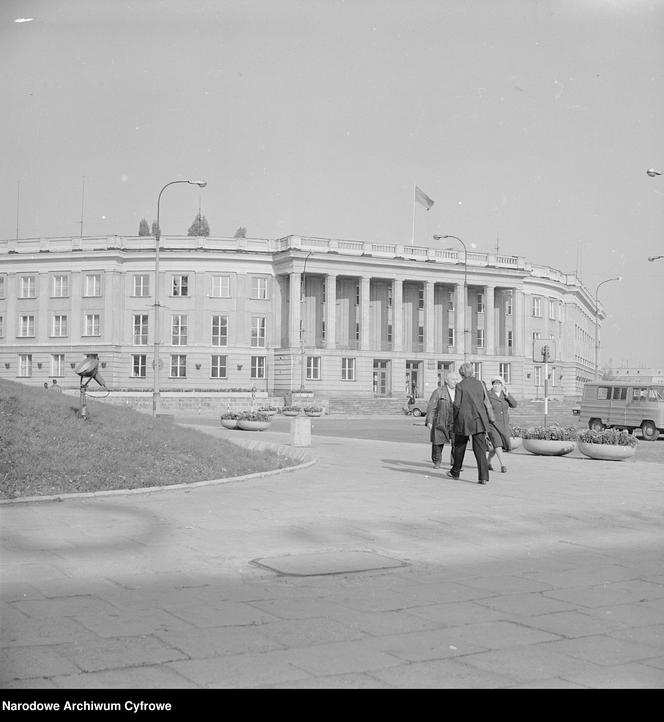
<box><xmin>1</xmin><ymin>421</ymin><xmax>664</xmax><ymax>689</ymax></box>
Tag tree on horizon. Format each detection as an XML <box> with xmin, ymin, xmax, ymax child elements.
<box><xmin>187</xmin><ymin>212</ymin><xmax>210</xmax><ymax>237</ymax></box>
<box><xmin>151</xmin><ymin>220</ymin><xmax>160</xmax><ymax>237</ymax></box>
<box><xmin>138</xmin><ymin>218</ymin><xmax>150</xmax><ymax>236</ymax></box>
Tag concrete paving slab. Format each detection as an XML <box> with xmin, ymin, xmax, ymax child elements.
<box><xmin>370</xmin><ymin>657</ymin><xmax>518</xmax><ymax>688</ymax></box>
<box><xmin>251</xmin><ymin>550</ymin><xmax>407</xmax><ymax>576</ymax></box>
<box><xmin>153</xmin><ymin>625</ymin><xmax>284</xmax><ymax>659</ymax></box>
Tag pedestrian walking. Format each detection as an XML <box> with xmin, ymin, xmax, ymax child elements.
<box><xmin>50</xmin><ymin>379</ymin><xmax>62</xmax><ymax>393</ymax></box>
<box><xmin>447</xmin><ymin>362</ymin><xmax>496</xmax><ymax>485</ymax></box>
<box><xmin>424</xmin><ymin>371</ymin><xmax>461</xmax><ymax>469</ymax></box>
<box><xmin>485</xmin><ymin>375</ymin><xmax>517</xmax><ymax>473</ymax></box>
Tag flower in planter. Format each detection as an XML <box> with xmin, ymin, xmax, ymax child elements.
<box><xmin>577</xmin><ymin>428</ymin><xmax>638</xmax><ymax>447</ymax></box>
<box><xmin>258</xmin><ymin>406</ymin><xmax>277</xmax><ymax>412</ymax></box>
<box><xmin>522</xmin><ymin>424</ymin><xmax>578</xmax><ymax>441</ymax></box>
<box><xmin>304</xmin><ymin>405</ymin><xmax>323</xmax><ymax>413</ymax></box>
<box><xmin>220</xmin><ymin>412</ymin><xmax>240</xmax><ymax>420</ymax></box>
<box><xmin>238</xmin><ymin>411</ymin><xmax>270</xmax><ymax>422</ymax></box>
<box><xmin>509</xmin><ymin>425</ymin><xmax>524</xmax><ymax>438</ymax></box>
<box><xmin>281</xmin><ymin>405</ymin><xmax>301</xmax><ymax>413</ymax></box>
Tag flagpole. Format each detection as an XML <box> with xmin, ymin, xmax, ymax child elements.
<box><xmin>411</xmin><ymin>184</ymin><xmax>416</xmax><ymax>246</ymax></box>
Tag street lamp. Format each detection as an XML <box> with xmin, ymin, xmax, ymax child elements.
<box><xmin>646</xmin><ymin>168</ymin><xmax>662</xmax><ymax>177</ymax></box>
<box><xmin>300</xmin><ymin>250</ymin><xmax>313</xmax><ymax>390</ymax></box>
<box><xmin>648</xmin><ymin>255</ymin><xmax>663</xmax><ymax>262</ymax></box>
<box><xmin>434</xmin><ymin>234</ymin><xmax>468</xmax><ymax>362</ymax></box>
<box><xmin>594</xmin><ymin>276</ymin><xmax>621</xmax><ymax>380</ymax></box>
<box><xmin>153</xmin><ymin>179</ymin><xmax>207</xmax><ymax>417</ymax></box>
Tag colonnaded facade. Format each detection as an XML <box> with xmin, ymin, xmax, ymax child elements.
<box><xmin>0</xmin><ymin>233</ymin><xmax>601</xmax><ymax>402</ymax></box>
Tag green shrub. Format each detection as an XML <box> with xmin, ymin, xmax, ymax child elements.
<box><xmin>577</xmin><ymin>428</ymin><xmax>638</xmax><ymax>447</ymax></box>
<box><xmin>522</xmin><ymin>424</ymin><xmax>578</xmax><ymax>441</ymax></box>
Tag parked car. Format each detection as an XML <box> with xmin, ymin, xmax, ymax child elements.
<box><xmin>406</xmin><ymin>398</ymin><xmax>427</xmax><ymax>416</ymax></box>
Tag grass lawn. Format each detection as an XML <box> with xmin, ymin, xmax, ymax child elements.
<box><xmin>0</xmin><ymin>379</ymin><xmax>292</xmax><ymax>500</ymax></box>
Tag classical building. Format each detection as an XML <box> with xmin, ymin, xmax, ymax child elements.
<box><xmin>0</xmin><ymin>233</ymin><xmax>601</xmax><ymax>402</ymax></box>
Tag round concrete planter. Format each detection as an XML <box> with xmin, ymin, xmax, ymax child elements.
<box><xmin>578</xmin><ymin>442</ymin><xmax>636</xmax><ymax>461</ymax></box>
<box><xmin>259</xmin><ymin>409</ymin><xmax>278</xmax><ymax>417</ymax></box>
<box><xmin>282</xmin><ymin>410</ymin><xmax>300</xmax><ymax>417</ymax></box>
<box><xmin>220</xmin><ymin>418</ymin><xmax>239</xmax><ymax>429</ymax></box>
<box><xmin>305</xmin><ymin>411</ymin><xmax>322</xmax><ymax>417</ymax></box>
<box><xmin>237</xmin><ymin>419</ymin><xmax>271</xmax><ymax>431</ymax></box>
<box><xmin>509</xmin><ymin>437</ymin><xmax>522</xmax><ymax>451</ymax></box>
<box><xmin>523</xmin><ymin>439</ymin><xmax>576</xmax><ymax>456</ymax></box>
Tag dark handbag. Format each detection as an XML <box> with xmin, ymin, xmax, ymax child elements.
<box><xmin>482</xmin><ymin>386</ymin><xmax>497</xmax><ymax>424</ymax></box>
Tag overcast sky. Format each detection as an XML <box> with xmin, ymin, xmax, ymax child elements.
<box><xmin>2</xmin><ymin>0</ymin><xmax>663</xmax><ymax>368</ymax></box>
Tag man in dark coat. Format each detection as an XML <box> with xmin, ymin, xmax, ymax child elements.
<box><xmin>447</xmin><ymin>362</ymin><xmax>496</xmax><ymax>485</ymax></box>
<box><xmin>425</xmin><ymin>371</ymin><xmax>460</xmax><ymax>469</ymax></box>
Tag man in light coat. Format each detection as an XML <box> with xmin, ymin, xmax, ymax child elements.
<box><xmin>447</xmin><ymin>362</ymin><xmax>496</xmax><ymax>485</ymax></box>
<box><xmin>425</xmin><ymin>371</ymin><xmax>461</xmax><ymax>469</ymax></box>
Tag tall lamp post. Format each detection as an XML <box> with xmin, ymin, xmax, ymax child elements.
<box><xmin>433</xmin><ymin>234</ymin><xmax>468</xmax><ymax>363</ymax></box>
<box><xmin>594</xmin><ymin>276</ymin><xmax>621</xmax><ymax>380</ymax></box>
<box><xmin>646</xmin><ymin>169</ymin><xmax>662</xmax><ymax>262</ymax></box>
<box><xmin>153</xmin><ymin>179</ymin><xmax>207</xmax><ymax>417</ymax></box>
<box><xmin>300</xmin><ymin>251</ymin><xmax>313</xmax><ymax>391</ymax></box>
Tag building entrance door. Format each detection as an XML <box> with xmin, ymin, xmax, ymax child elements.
<box><xmin>405</xmin><ymin>360</ymin><xmax>423</xmax><ymax>399</ymax></box>
<box><xmin>373</xmin><ymin>360</ymin><xmax>391</xmax><ymax>396</ymax></box>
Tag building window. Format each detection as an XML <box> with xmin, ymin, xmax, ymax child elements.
<box><xmin>387</xmin><ymin>324</ymin><xmax>392</xmax><ymax>343</ymax></box>
<box><xmin>499</xmin><ymin>362</ymin><xmax>511</xmax><ymax>384</ymax></box>
<box><xmin>418</xmin><ymin>326</ymin><xmax>424</xmax><ymax>345</ymax></box>
<box><xmin>342</xmin><ymin>357</ymin><xmax>355</xmax><ymax>381</ymax></box>
<box><xmin>131</xmin><ymin>354</ymin><xmax>147</xmax><ymax>378</ymax></box>
<box><xmin>0</xmin><ymin>274</ymin><xmax>5</xmax><ymax>298</ymax></box>
<box><xmin>534</xmin><ymin>366</ymin><xmax>542</xmax><ymax>386</ymax></box>
<box><xmin>251</xmin><ymin>317</ymin><xmax>266</xmax><ymax>347</ymax></box>
<box><xmin>321</xmin><ymin>320</ymin><xmax>326</xmax><ymax>341</ymax></box>
<box><xmin>51</xmin><ymin>354</ymin><xmax>65</xmax><ymax>377</ymax></box>
<box><xmin>170</xmin><ymin>354</ymin><xmax>186</xmax><ymax>378</ymax></box>
<box><xmin>448</xmin><ymin>328</ymin><xmax>455</xmax><ymax>347</ymax></box>
<box><xmin>51</xmin><ymin>314</ymin><xmax>68</xmax><ymax>337</ymax></box>
<box><xmin>532</xmin><ymin>331</ymin><xmax>541</xmax><ymax>342</ymax></box>
<box><xmin>531</xmin><ymin>297</ymin><xmax>542</xmax><ymax>317</ymax></box>
<box><xmin>0</xmin><ymin>315</ymin><xmax>4</xmax><ymax>337</ymax></box>
<box><xmin>549</xmin><ymin>300</ymin><xmax>557</xmax><ymax>320</ymax></box>
<box><xmin>133</xmin><ymin>274</ymin><xmax>150</xmax><ymax>297</ymax></box>
<box><xmin>211</xmin><ymin>275</ymin><xmax>230</xmax><ymax>297</ymax></box>
<box><xmin>355</xmin><ymin>322</ymin><xmax>360</xmax><ymax>341</ymax></box>
<box><xmin>476</xmin><ymin>328</ymin><xmax>484</xmax><ymax>348</ymax></box>
<box><xmin>250</xmin><ymin>356</ymin><xmax>265</xmax><ymax>379</ymax></box>
<box><xmin>211</xmin><ymin>355</ymin><xmax>227</xmax><ymax>378</ymax></box>
<box><xmin>507</xmin><ymin>330</ymin><xmax>513</xmax><ymax>348</ymax></box>
<box><xmin>418</xmin><ymin>288</ymin><xmax>424</xmax><ymax>310</ymax></box>
<box><xmin>84</xmin><ymin>313</ymin><xmax>101</xmax><ymax>336</ymax></box>
<box><xmin>387</xmin><ymin>287</ymin><xmax>393</xmax><ymax>308</ymax></box>
<box><xmin>505</xmin><ymin>294</ymin><xmax>513</xmax><ymax>315</ymax></box>
<box><xmin>355</xmin><ymin>283</ymin><xmax>360</xmax><ymax>306</ymax></box>
<box><xmin>133</xmin><ymin>314</ymin><xmax>148</xmax><ymax>345</ymax></box>
<box><xmin>52</xmin><ymin>274</ymin><xmax>69</xmax><ymax>298</ymax></box>
<box><xmin>477</xmin><ymin>293</ymin><xmax>484</xmax><ymax>313</ymax></box>
<box><xmin>211</xmin><ymin>315</ymin><xmax>228</xmax><ymax>346</ymax></box>
<box><xmin>472</xmin><ymin>361</ymin><xmax>482</xmax><ymax>378</ymax></box>
<box><xmin>448</xmin><ymin>291</ymin><xmax>455</xmax><ymax>312</ymax></box>
<box><xmin>18</xmin><ymin>354</ymin><xmax>32</xmax><ymax>377</ymax></box>
<box><xmin>19</xmin><ymin>315</ymin><xmax>35</xmax><ymax>337</ymax></box>
<box><xmin>19</xmin><ymin>276</ymin><xmax>36</xmax><ymax>299</ymax></box>
<box><xmin>84</xmin><ymin>273</ymin><xmax>102</xmax><ymax>297</ymax></box>
<box><xmin>550</xmin><ymin>366</ymin><xmax>556</xmax><ymax>387</ymax></box>
<box><xmin>251</xmin><ymin>277</ymin><xmax>268</xmax><ymax>299</ymax></box>
<box><xmin>322</xmin><ymin>283</ymin><xmax>326</xmax><ymax>304</ymax></box>
<box><xmin>558</xmin><ymin>303</ymin><xmax>563</xmax><ymax>322</ymax></box>
<box><xmin>306</xmin><ymin>356</ymin><xmax>321</xmax><ymax>381</ymax></box>
<box><xmin>171</xmin><ymin>315</ymin><xmax>188</xmax><ymax>345</ymax></box>
<box><xmin>172</xmin><ymin>274</ymin><xmax>189</xmax><ymax>297</ymax></box>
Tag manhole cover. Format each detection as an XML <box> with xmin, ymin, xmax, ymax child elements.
<box><xmin>250</xmin><ymin>551</ymin><xmax>408</xmax><ymax>576</ymax></box>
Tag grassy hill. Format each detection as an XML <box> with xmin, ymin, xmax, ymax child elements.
<box><xmin>0</xmin><ymin>379</ymin><xmax>290</xmax><ymax>500</ymax></box>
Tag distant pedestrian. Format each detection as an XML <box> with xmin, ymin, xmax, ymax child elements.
<box><xmin>50</xmin><ymin>379</ymin><xmax>62</xmax><ymax>393</ymax></box>
<box><xmin>485</xmin><ymin>376</ymin><xmax>517</xmax><ymax>474</ymax></box>
<box><xmin>43</xmin><ymin>382</ymin><xmax>49</xmax><ymax>391</ymax></box>
<box><xmin>425</xmin><ymin>371</ymin><xmax>461</xmax><ymax>469</ymax></box>
<box><xmin>447</xmin><ymin>362</ymin><xmax>496</xmax><ymax>485</ymax></box>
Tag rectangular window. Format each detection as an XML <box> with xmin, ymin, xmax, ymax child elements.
<box><xmin>84</xmin><ymin>273</ymin><xmax>102</xmax><ymax>297</ymax></box>
<box><xmin>133</xmin><ymin>314</ymin><xmax>149</xmax><ymax>345</ymax></box>
<box><xmin>499</xmin><ymin>362</ymin><xmax>511</xmax><ymax>385</ymax></box>
<box><xmin>84</xmin><ymin>313</ymin><xmax>101</xmax><ymax>336</ymax></box>
<box><xmin>51</xmin><ymin>314</ymin><xmax>68</xmax><ymax>337</ymax></box>
<box><xmin>322</xmin><ymin>284</ymin><xmax>326</xmax><ymax>304</ymax></box>
<box><xmin>477</xmin><ymin>293</ymin><xmax>484</xmax><ymax>313</ymax></box>
<box><xmin>52</xmin><ymin>274</ymin><xmax>69</xmax><ymax>298</ymax></box>
<box><xmin>211</xmin><ymin>274</ymin><xmax>231</xmax><ymax>297</ymax></box>
<box><xmin>251</xmin><ymin>276</ymin><xmax>268</xmax><ymax>299</ymax></box>
<box><xmin>507</xmin><ymin>330</ymin><xmax>513</xmax><ymax>348</ymax></box>
<box><xmin>18</xmin><ymin>354</ymin><xmax>32</xmax><ymax>377</ymax></box>
<box><xmin>355</xmin><ymin>322</ymin><xmax>360</xmax><ymax>341</ymax></box>
<box><xmin>170</xmin><ymin>354</ymin><xmax>187</xmax><ymax>378</ymax></box>
<box><xmin>549</xmin><ymin>300</ymin><xmax>557</xmax><ymax>320</ymax></box>
<box><xmin>306</xmin><ymin>356</ymin><xmax>321</xmax><ymax>381</ymax></box>
<box><xmin>476</xmin><ymin>328</ymin><xmax>484</xmax><ymax>348</ymax></box>
<box><xmin>448</xmin><ymin>327</ymin><xmax>455</xmax><ymax>347</ymax></box>
<box><xmin>0</xmin><ymin>315</ymin><xmax>4</xmax><ymax>337</ymax></box>
<box><xmin>532</xmin><ymin>331</ymin><xmax>541</xmax><ymax>342</ymax></box>
<box><xmin>251</xmin><ymin>317</ymin><xmax>266</xmax><ymax>347</ymax></box>
<box><xmin>558</xmin><ymin>302</ymin><xmax>563</xmax><ymax>322</ymax></box>
<box><xmin>418</xmin><ymin>288</ymin><xmax>424</xmax><ymax>310</ymax></box>
<box><xmin>387</xmin><ymin>324</ymin><xmax>392</xmax><ymax>343</ymax></box>
<box><xmin>133</xmin><ymin>274</ymin><xmax>150</xmax><ymax>297</ymax></box>
<box><xmin>355</xmin><ymin>283</ymin><xmax>360</xmax><ymax>306</ymax></box>
<box><xmin>131</xmin><ymin>354</ymin><xmax>147</xmax><ymax>378</ymax></box>
<box><xmin>19</xmin><ymin>315</ymin><xmax>35</xmax><ymax>337</ymax></box>
<box><xmin>0</xmin><ymin>274</ymin><xmax>5</xmax><ymax>298</ymax></box>
<box><xmin>448</xmin><ymin>291</ymin><xmax>455</xmax><ymax>312</ymax></box>
<box><xmin>51</xmin><ymin>353</ymin><xmax>65</xmax><ymax>377</ymax></box>
<box><xmin>532</xmin><ymin>297</ymin><xmax>542</xmax><ymax>317</ymax></box>
<box><xmin>211</xmin><ymin>355</ymin><xmax>227</xmax><ymax>378</ymax></box>
<box><xmin>250</xmin><ymin>356</ymin><xmax>265</xmax><ymax>379</ymax></box>
<box><xmin>19</xmin><ymin>276</ymin><xmax>36</xmax><ymax>298</ymax></box>
<box><xmin>321</xmin><ymin>320</ymin><xmax>326</xmax><ymax>341</ymax></box>
<box><xmin>534</xmin><ymin>366</ymin><xmax>542</xmax><ymax>386</ymax></box>
<box><xmin>172</xmin><ymin>274</ymin><xmax>189</xmax><ymax>297</ymax></box>
<box><xmin>418</xmin><ymin>326</ymin><xmax>424</xmax><ymax>345</ymax></box>
<box><xmin>505</xmin><ymin>294</ymin><xmax>513</xmax><ymax>315</ymax></box>
<box><xmin>211</xmin><ymin>315</ymin><xmax>228</xmax><ymax>346</ymax></box>
<box><xmin>472</xmin><ymin>361</ymin><xmax>482</xmax><ymax>379</ymax></box>
<box><xmin>341</xmin><ymin>357</ymin><xmax>355</xmax><ymax>381</ymax></box>
<box><xmin>171</xmin><ymin>315</ymin><xmax>188</xmax><ymax>345</ymax></box>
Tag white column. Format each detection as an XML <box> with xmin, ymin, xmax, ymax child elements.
<box><xmin>325</xmin><ymin>273</ymin><xmax>336</xmax><ymax>349</ymax></box>
<box><xmin>392</xmin><ymin>279</ymin><xmax>403</xmax><ymax>352</ymax></box>
<box><xmin>289</xmin><ymin>272</ymin><xmax>301</xmax><ymax>348</ymax></box>
<box><xmin>485</xmin><ymin>285</ymin><xmax>495</xmax><ymax>354</ymax></box>
<box><xmin>424</xmin><ymin>280</ymin><xmax>435</xmax><ymax>353</ymax></box>
<box><xmin>360</xmin><ymin>276</ymin><xmax>371</xmax><ymax>350</ymax></box>
<box><xmin>514</xmin><ymin>288</ymin><xmax>525</xmax><ymax>356</ymax></box>
<box><xmin>455</xmin><ymin>282</ymin><xmax>464</xmax><ymax>356</ymax></box>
